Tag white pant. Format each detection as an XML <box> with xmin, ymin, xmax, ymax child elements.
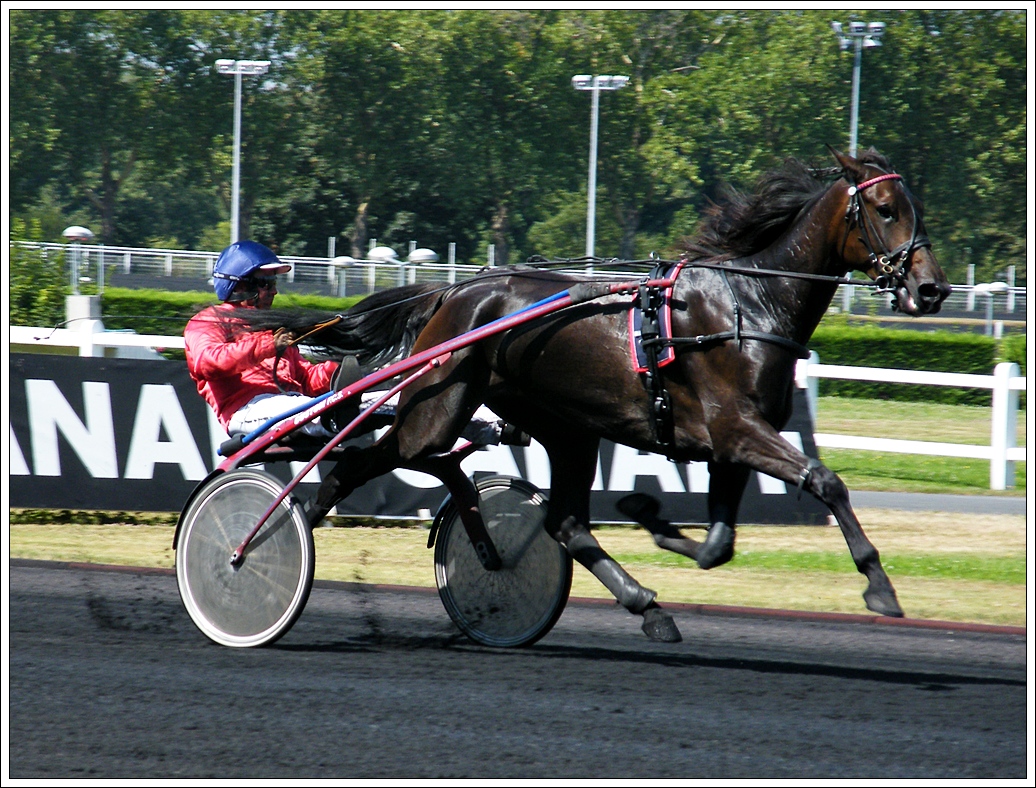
<box><xmin>228</xmin><ymin>392</ymin><xmax>330</xmax><ymax>438</ymax></box>
<box><xmin>227</xmin><ymin>391</ymin><xmax>503</xmax><ymax>445</ymax></box>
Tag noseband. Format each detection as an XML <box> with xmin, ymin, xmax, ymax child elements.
<box><xmin>843</xmin><ymin>171</ymin><xmax>932</xmax><ymax>294</ymax></box>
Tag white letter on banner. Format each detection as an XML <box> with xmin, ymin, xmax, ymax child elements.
<box><xmin>523</xmin><ymin>440</ymin><xmax>552</xmax><ymax>489</ymax></box>
<box><xmin>523</xmin><ymin>439</ymin><xmax>604</xmax><ymax>490</ymax></box>
<box><xmin>391</xmin><ymin>467</ymin><xmax>442</xmax><ymax>489</ymax></box>
<box><xmin>461</xmin><ymin>443</ymin><xmax>522</xmax><ymax>478</ymax></box>
<box><xmin>290</xmin><ymin>461</ymin><xmax>322</xmax><ymax>483</ymax></box>
<box><xmin>124</xmin><ymin>384</ymin><xmax>208</xmax><ymax>480</ymax></box>
<box><xmin>756</xmin><ymin>432</ymin><xmax>806</xmax><ymax>494</ymax></box>
<box><xmin>686</xmin><ymin>461</ymin><xmax>710</xmax><ymax>493</ymax></box>
<box><xmin>607</xmin><ymin>444</ymin><xmax>686</xmax><ymax>493</ymax></box>
<box><xmin>27</xmin><ymin>379</ymin><xmax>118</xmax><ymax>478</ymax></box>
<box><xmin>10</xmin><ymin>424</ymin><xmax>30</xmax><ymax>475</ymax></box>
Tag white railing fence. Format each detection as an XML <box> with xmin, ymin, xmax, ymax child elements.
<box><xmin>11</xmin><ymin>323</ymin><xmax>1028</xmax><ymax>491</ymax></box>
<box><xmin>795</xmin><ymin>352</ymin><xmax>1026</xmax><ymax>490</ymax></box>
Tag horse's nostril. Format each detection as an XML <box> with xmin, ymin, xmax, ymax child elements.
<box><xmin>918</xmin><ymin>282</ymin><xmax>947</xmax><ymax>302</ymax></box>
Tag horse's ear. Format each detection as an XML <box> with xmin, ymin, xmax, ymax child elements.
<box><xmin>827</xmin><ymin>144</ymin><xmax>867</xmax><ymax>182</ymax></box>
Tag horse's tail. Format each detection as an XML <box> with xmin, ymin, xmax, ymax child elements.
<box><xmin>236</xmin><ymin>282</ymin><xmax>446</xmax><ymax>366</ymax></box>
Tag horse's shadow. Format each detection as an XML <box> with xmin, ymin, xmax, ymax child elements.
<box><xmin>272</xmin><ymin>633</ymin><xmax>1023</xmax><ymax>690</ymax></box>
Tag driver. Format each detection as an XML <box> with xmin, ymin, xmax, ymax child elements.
<box><xmin>184</xmin><ymin>240</ymin><xmax>338</xmax><ymax>438</ymax></box>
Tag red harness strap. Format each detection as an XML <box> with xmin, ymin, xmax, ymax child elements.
<box><xmin>628</xmin><ymin>261</ymin><xmax>684</xmax><ymax>373</ymax></box>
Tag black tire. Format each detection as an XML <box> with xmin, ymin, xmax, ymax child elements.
<box><xmin>176</xmin><ymin>468</ymin><xmax>314</xmax><ymax>648</ymax></box>
<box><xmin>434</xmin><ymin>476</ymin><xmax>571</xmax><ymax>647</ymax></box>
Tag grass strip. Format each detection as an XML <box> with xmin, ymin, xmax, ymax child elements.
<box><xmin>607</xmin><ymin>549</ymin><xmax>1025</xmax><ymax>584</ymax></box>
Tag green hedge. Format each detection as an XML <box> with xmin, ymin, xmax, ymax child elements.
<box><xmin>999</xmin><ymin>333</ymin><xmax>1027</xmax><ymax>374</ymax></box>
<box><xmin>808</xmin><ymin>324</ymin><xmax>1005</xmax><ymax>405</ymax></box>
<box><xmin>100</xmin><ymin>288</ymin><xmax>363</xmax><ymax>337</ymax></box>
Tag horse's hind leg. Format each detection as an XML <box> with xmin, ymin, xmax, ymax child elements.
<box><xmin>542</xmin><ymin>435</ymin><xmax>681</xmax><ymax>643</ymax></box>
<box><xmin>307</xmin><ymin>349</ymin><xmax>491</xmax><ymax>525</ymax></box>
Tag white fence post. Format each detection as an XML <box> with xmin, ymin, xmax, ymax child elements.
<box><xmin>990</xmin><ymin>362</ymin><xmax>1020</xmax><ymax>490</ymax></box>
<box><xmin>795</xmin><ymin>351</ymin><xmax>820</xmax><ymax>430</ymax></box>
<box><xmin>78</xmin><ymin>319</ymin><xmax>105</xmax><ymax>358</ymax></box>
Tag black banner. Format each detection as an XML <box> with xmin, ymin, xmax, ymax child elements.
<box><xmin>9</xmin><ymin>354</ymin><xmax>831</xmax><ymax>524</ymax></box>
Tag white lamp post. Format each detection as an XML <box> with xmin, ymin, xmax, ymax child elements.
<box><xmin>572</xmin><ymin>74</ymin><xmax>629</xmax><ymax>260</ymax></box>
<box><xmin>62</xmin><ymin>225</ymin><xmax>95</xmax><ymax>294</ymax></box>
<box><xmin>831</xmin><ymin>21</ymin><xmax>885</xmax><ymax>157</ymax></box>
<box><xmin>973</xmin><ymin>281</ymin><xmax>1009</xmax><ymax>336</ymax></box>
<box><xmin>215</xmin><ymin>59</ymin><xmax>271</xmax><ymax>244</ymax></box>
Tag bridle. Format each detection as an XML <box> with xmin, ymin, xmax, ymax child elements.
<box><xmin>842</xmin><ymin>170</ymin><xmax>932</xmax><ymax>295</ymax></box>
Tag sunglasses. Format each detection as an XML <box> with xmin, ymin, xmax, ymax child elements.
<box><xmin>243</xmin><ymin>277</ymin><xmax>277</xmax><ymax>291</ymax></box>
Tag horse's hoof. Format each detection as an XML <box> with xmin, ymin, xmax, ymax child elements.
<box><xmin>641</xmin><ymin>605</ymin><xmax>682</xmax><ymax>643</ymax></box>
<box><xmin>696</xmin><ymin>521</ymin><xmax>735</xmax><ymax>570</ymax></box>
<box><xmin>864</xmin><ymin>587</ymin><xmax>904</xmax><ymax>618</ymax></box>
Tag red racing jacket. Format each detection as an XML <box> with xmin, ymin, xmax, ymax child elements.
<box><xmin>184</xmin><ymin>302</ymin><xmax>338</xmax><ymax>429</ymax></box>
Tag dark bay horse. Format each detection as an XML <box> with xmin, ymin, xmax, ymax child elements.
<box><xmin>245</xmin><ymin>147</ymin><xmax>951</xmax><ymax>642</ymax></box>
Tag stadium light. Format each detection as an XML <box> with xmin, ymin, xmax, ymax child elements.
<box><xmin>831</xmin><ymin>21</ymin><xmax>885</xmax><ymax>157</ymax></box>
<box><xmin>572</xmin><ymin>74</ymin><xmax>629</xmax><ymax>259</ymax></box>
<box><xmin>215</xmin><ymin>59</ymin><xmax>271</xmax><ymax>244</ymax></box>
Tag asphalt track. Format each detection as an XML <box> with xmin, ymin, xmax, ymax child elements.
<box><xmin>7</xmin><ymin>557</ymin><xmax>1029</xmax><ymax>780</ymax></box>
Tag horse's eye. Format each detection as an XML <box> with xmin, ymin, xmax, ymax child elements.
<box><xmin>876</xmin><ymin>204</ymin><xmax>895</xmax><ymax>220</ymax></box>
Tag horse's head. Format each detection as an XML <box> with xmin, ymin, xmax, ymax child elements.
<box><xmin>830</xmin><ymin>147</ymin><xmax>952</xmax><ymax>315</ymax></box>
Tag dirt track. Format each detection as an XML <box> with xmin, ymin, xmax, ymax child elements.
<box><xmin>8</xmin><ymin>560</ymin><xmax>1028</xmax><ymax>779</ymax></box>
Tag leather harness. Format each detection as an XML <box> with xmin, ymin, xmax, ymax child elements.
<box><xmin>635</xmin><ymin>260</ymin><xmax>812</xmax><ymax>450</ymax></box>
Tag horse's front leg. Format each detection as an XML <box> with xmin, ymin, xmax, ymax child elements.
<box><xmin>720</xmin><ymin>422</ymin><xmax>903</xmax><ymax>618</ymax></box>
<box><xmin>802</xmin><ymin>461</ymin><xmax>903</xmax><ymax>617</ymax></box>
<box><xmin>541</xmin><ymin>435</ymin><xmax>682</xmax><ymax>642</ymax></box>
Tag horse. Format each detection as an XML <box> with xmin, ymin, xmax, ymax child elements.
<box><xmin>242</xmin><ymin>147</ymin><xmax>951</xmax><ymax>642</ymax></box>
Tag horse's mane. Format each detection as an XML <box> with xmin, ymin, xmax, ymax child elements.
<box><xmin>682</xmin><ymin>150</ymin><xmax>892</xmax><ymax>261</ymax></box>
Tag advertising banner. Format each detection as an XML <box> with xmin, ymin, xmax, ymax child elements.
<box><xmin>9</xmin><ymin>354</ymin><xmax>831</xmax><ymax>524</ymax></box>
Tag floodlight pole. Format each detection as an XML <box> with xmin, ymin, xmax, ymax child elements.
<box><xmin>572</xmin><ymin>74</ymin><xmax>629</xmax><ymax>259</ymax></box>
<box><xmin>831</xmin><ymin>21</ymin><xmax>885</xmax><ymax>157</ymax></box>
<box><xmin>216</xmin><ymin>59</ymin><xmax>271</xmax><ymax>244</ymax></box>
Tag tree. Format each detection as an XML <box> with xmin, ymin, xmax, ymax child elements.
<box><xmin>9</xmin><ymin>219</ymin><xmax>68</xmax><ymax>327</ymax></box>
<box><xmin>558</xmin><ymin>10</ymin><xmax>724</xmax><ymax>258</ymax></box>
<box><xmin>7</xmin><ymin>9</ymin><xmax>1027</xmax><ymax>282</ymax></box>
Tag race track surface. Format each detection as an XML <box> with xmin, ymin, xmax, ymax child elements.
<box><xmin>8</xmin><ymin>560</ymin><xmax>1029</xmax><ymax>780</ymax></box>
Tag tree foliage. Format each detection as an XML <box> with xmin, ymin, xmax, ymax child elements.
<box><xmin>8</xmin><ymin>9</ymin><xmax>1027</xmax><ymax>283</ymax></box>
<box><xmin>9</xmin><ymin>219</ymin><xmax>68</xmax><ymax>327</ymax></box>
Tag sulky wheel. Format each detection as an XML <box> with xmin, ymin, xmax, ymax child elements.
<box><xmin>176</xmin><ymin>468</ymin><xmax>314</xmax><ymax>648</ymax></box>
<box><xmin>434</xmin><ymin>476</ymin><xmax>571</xmax><ymax>648</ymax></box>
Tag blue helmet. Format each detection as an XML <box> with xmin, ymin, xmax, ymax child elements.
<box><xmin>212</xmin><ymin>241</ymin><xmax>292</xmax><ymax>301</ymax></box>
